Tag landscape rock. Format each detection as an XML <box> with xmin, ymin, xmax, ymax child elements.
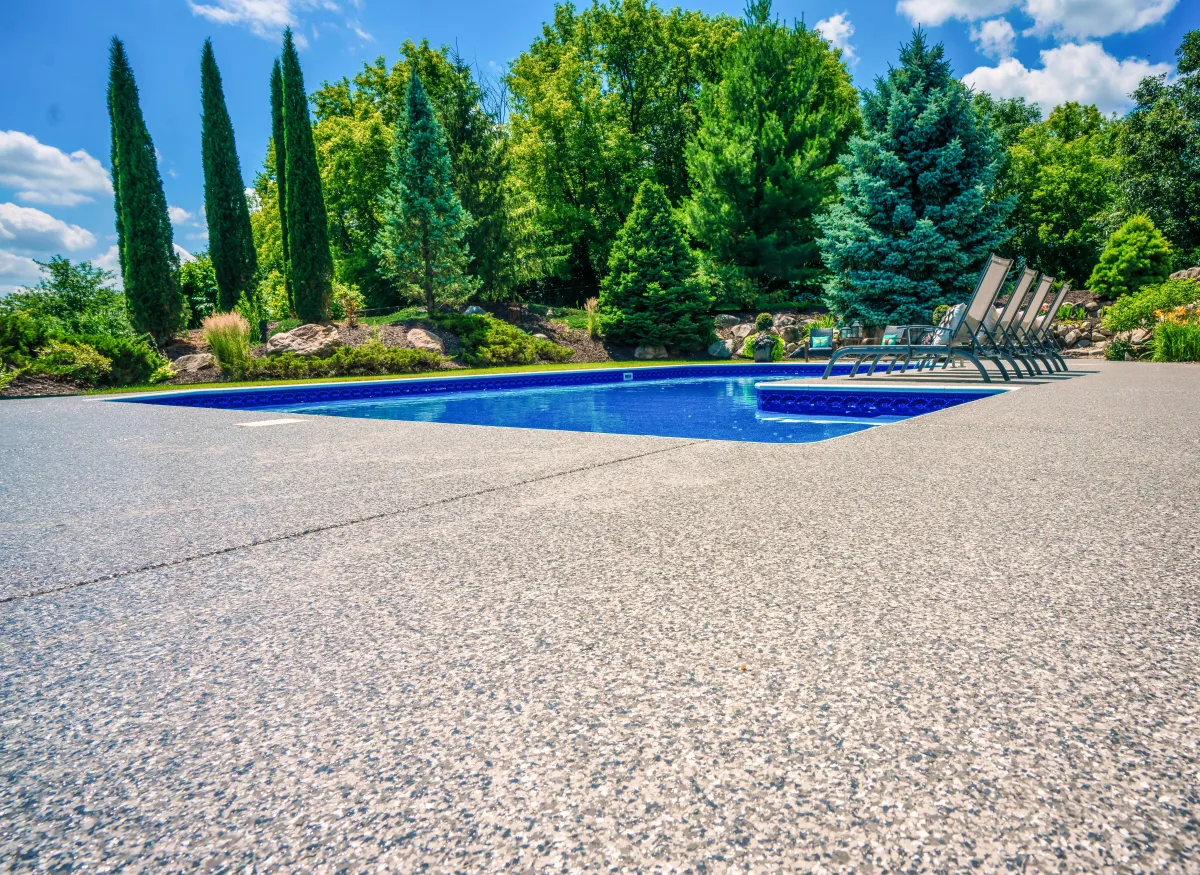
<box><xmin>173</xmin><ymin>353</ymin><xmax>217</xmax><ymax>373</ymax></box>
<box><xmin>1082</xmin><ymin>301</ymin><xmax>1100</xmax><ymax>314</ymax></box>
<box><xmin>707</xmin><ymin>338</ymin><xmax>737</xmax><ymax>359</ymax></box>
<box><xmin>532</xmin><ymin>333</ymin><xmax>548</xmax><ymax>340</ymax></box>
<box><xmin>785</xmin><ymin>342</ymin><xmax>798</xmax><ymax>355</ymax></box>
<box><xmin>715</xmin><ymin>314</ymin><xmax>740</xmax><ymax>328</ymax></box>
<box><xmin>781</xmin><ymin>326</ymin><xmax>802</xmax><ymax>344</ymax></box>
<box><xmin>1095</xmin><ymin>340</ymin><xmax>1108</xmax><ymax>351</ymax></box>
<box><xmin>731</xmin><ymin>323</ymin><xmax>754</xmax><ymax>341</ymax></box>
<box><xmin>266</xmin><ymin>323</ymin><xmax>341</xmax><ymax>357</ymax></box>
<box><xmin>1131</xmin><ymin>328</ymin><xmax>1152</xmax><ymax>344</ymax></box>
<box><xmin>1091</xmin><ymin>332</ymin><xmax>1107</xmax><ymax>343</ymax></box>
<box><xmin>773</xmin><ymin>314</ymin><xmax>796</xmax><ymax>327</ymax></box>
<box><xmin>1168</xmin><ymin>266</ymin><xmax>1200</xmax><ymax>281</ymax></box>
<box><xmin>463</xmin><ymin>305</ymin><xmax>487</xmax><ymax>315</ymax></box>
<box><xmin>1076</xmin><ymin>338</ymin><xmax>1092</xmax><ymax>348</ymax></box>
<box><xmin>1063</xmin><ymin>328</ymin><xmax>1081</xmax><ymax>347</ymax></box>
<box><xmin>634</xmin><ymin>344</ymin><xmax>669</xmax><ymax>360</ymax></box>
<box><xmin>406</xmin><ymin>327</ymin><xmax>444</xmax><ymax>354</ymax></box>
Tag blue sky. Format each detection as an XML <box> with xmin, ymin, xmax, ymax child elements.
<box><xmin>0</xmin><ymin>0</ymin><xmax>1196</xmax><ymax>293</ymax></box>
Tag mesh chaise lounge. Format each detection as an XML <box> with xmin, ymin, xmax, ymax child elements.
<box><xmin>821</xmin><ymin>254</ymin><xmax>1015</xmax><ymax>383</ymax></box>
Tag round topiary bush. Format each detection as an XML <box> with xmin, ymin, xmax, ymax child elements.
<box><xmin>755</xmin><ymin>312</ymin><xmax>774</xmax><ymax>332</ymax></box>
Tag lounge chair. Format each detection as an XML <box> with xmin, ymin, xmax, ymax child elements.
<box><xmin>799</xmin><ymin>328</ymin><xmax>836</xmax><ymax>362</ymax></box>
<box><xmin>1003</xmin><ymin>274</ymin><xmax>1058</xmax><ymax>373</ymax></box>
<box><xmin>822</xmin><ymin>254</ymin><xmax>1015</xmax><ymax>382</ymax></box>
<box><xmin>1025</xmin><ymin>281</ymin><xmax>1072</xmax><ymax>371</ymax></box>
<box><xmin>982</xmin><ymin>266</ymin><xmax>1040</xmax><ymax>376</ymax></box>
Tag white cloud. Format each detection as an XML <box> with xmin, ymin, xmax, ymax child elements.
<box><xmin>168</xmin><ymin>205</ymin><xmax>193</xmax><ymax>225</ymax></box>
<box><xmin>0</xmin><ymin>203</ymin><xmax>96</xmax><ymax>254</ymax></box>
<box><xmin>897</xmin><ymin>0</ymin><xmax>1178</xmax><ymax>38</ymax></box>
<box><xmin>175</xmin><ymin>244</ymin><xmax>196</xmax><ymax>264</ymax></box>
<box><xmin>94</xmin><ymin>245</ymin><xmax>121</xmax><ymax>275</ymax></box>
<box><xmin>0</xmin><ymin>131</ymin><xmax>112</xmax><ymax>207</ymax></box>
<box><xmin>0</xmin><ymin>249</ymin><xmax>43</xmax><ymax>295</ymax></box>
<box><xmin>963</xmin><ymin>42</ymin><xmax>1172</xmax><ymax>114</ymax></box>
<box><xmin>971</xmin><ymin>18</ymin><xmax>1017</xmax><ymax>58</ymax></box>
<box><xmin>188</xmin><ymin>0</ymin><xmax>342</xmax><ymax>43</ymax></box>
<box><xmin>815</xmin><ymin>13</ymin><xmax>857</xmax><ymax>64</ymax></box>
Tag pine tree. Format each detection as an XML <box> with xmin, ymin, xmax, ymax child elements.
<box><xmin>1088</xmin><ymin>215</ymin><xmax>1172</xmax><ymax>300</ymax></box>
<box><xmin>600</xmin><ymin>180</ymin><xmax>713</xmax><ymax>350</ymax></box>
<box><xmin>269</xmin><ymin>58</ymin><xmax>292</xmax><ymax>314</ymax></box>
<box><xmin>373</xmin><ymin>71</ymin><xmax>474</xmax><ymax>313</ymax></box>
<box><xmin>107</xmin><ymin>37</ymin><xmax>182</xmax><ymax>344</ymax></box>
<box><xmin>684</xmin><ymin>0</ymin><xmax>859</xmax><ymax>293</ymax></box>
<box><xmin>280</xmin><ymin>28</ymin><xmax>333</xmax><ymax>323</ymax></box>
<box><xmin>818</xmin><ymin>31</ymin><xmax>1013</xmax><ymax>325</ymax></box>
<box><xmin>201</xmin><ymin>38</ymin><xmax>257</xmax><ymax>312</ymax></box>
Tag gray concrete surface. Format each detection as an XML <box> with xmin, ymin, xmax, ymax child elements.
<box><xmin>2</xmin><ymin>361</ymin><xmax>1199</xmax><ymax>871</ymax></box>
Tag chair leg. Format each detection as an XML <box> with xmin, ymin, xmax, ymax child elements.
<box><xmin>959</xmin><ymin>351</ymin><xmax>995</xmax><ymax>382</ymax></box>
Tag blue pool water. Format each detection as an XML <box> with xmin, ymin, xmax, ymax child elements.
<box><xmin>262</xmin><ymin>375</ymin><xmax>880</xmax><ymax>443</ymax></box>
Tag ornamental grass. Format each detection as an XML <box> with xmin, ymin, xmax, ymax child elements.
<box><xmin>202</xmin><ymin>311</ymin><xmax>252</xmax><ymax>371</ymax></box>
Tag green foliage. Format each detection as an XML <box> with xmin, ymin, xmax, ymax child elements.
<box><xmin>999</xmin><ymin>103</ymin><xmax>1119</xmax><ymax>285</ymax></box>
<box><xmin>178</xmin><ymin>254</ymin><xmax>219</xmax><ymax>327</ymax></box>
<box><xmin>818</xmin><ymin>31</ymin><xmax>1013</xmax><ymax>325</ymax></box>
<box><xmin>201</xmin><ymin>39</ymin><xmax>258</xmax><ymax>311</ymax></box>
<box><xmin>931</xmin><ymin>304</ymin><xmax>950</xmax><ymax>325</ymax></box>
<box><xmin>0</xmin><ymin>256</ymin><xmax>132</xmax><ymax>337</ymax></box>
<box><xmin>584</xmin><ymin>297</ymin><xmax>602</xmax><ymax>338</ymax></box>
<box><xmin>599</xmin><ymin>180</ymin><xmax>713</xmax><ymax>350</ymax></box>
<box><xmin>1151</xmin><ymin>319</ymin><xmax>1200</xmax><ymax>362</ymax></box>
<box><xmin>269</xmin><ymin>60</ymin><xmax>292</xmax><ymax>312</ymax></box>
<box><xmin>0</xmin><ymin>310</ymin><xmax>60</xmax><ymax>368</ymax></box>
<box><xmin>1104</xmin><ymin>337</ymin><xmax>1136</xmax><ymax>360</ymax></box>
<box><xmin>1117</xmin><ymin>30</ymin><xmax>1200</xmax><ymax>269</ymax></box>
<box><xmin>235</xmin><ymin>292</ymin><xmax>267</xmax><ymax>342</ymax></box>
<box><xmin>258</xmin><ymin>268</ymin><xmax>292</xmax><ymax>320</ymax></box>
<box><xmin>374</xmin><ymin>71</ymin><xmax>475</xmax><ymax>313</ymax></box>
<box><xmin>29</xmin><ymin>340</ymin><xmax>112</xmax><ymax>385</ymax></box>
<box><xmin>202</xmin><ymin>311</ymin><xmax>253</xmax><ymax>370</ymax></box>
<box><xmin>1102</xmin><ymin>279</ymin><xmax>1200</xmax><ymax>332</ymax></box>
<box><xmin>107</xmin><ymin>38</ymin><xmax>183</xmax><ymax>344</ymax></box>
<box><xmin>740</xmin><ymin>332</ymin><xmax>783</xmax><ymax>360</ymax></box>
<box><xmin>803</xmin><ymin>313</ymin><xmax>836</xmax><ymax>343</ymax></box>
<box><xmin>754</xmin><ymin>312</ymin><xmax>774</xmax><ymax>332</ymax></box>
<box><xmin>280</xmin><ymin>28</ymin><xmax>334</xmax><ymax>323</ymax></box>
<box><xmin>505</xmin><ymin>0</ymin><xmax>737</xmax><ymax>293</ymax></box>
<box><xmin>1088</xmin><ymin>215</ymin><xmax>1172</xmax><ymax>300</ymax></box>
<box><xmin>972</xmin><ymin>93</ymin><xmax>1042</xmax><ymax>150</ymax></box>
<box><xmin>75</xmin><ymin>333</ymin><xmax>168</xmax><ymax>386</ymax></box>
<box><xmin>240</xmin><ymin>339</ymin><xmax>443</xmax><ymax>379</ymax></box>
<box><xmin>683</xmin><ymin>0</ymin><xmax>859</xmax><ymax>293</ymax></box>
<box><xmin>436</xmin><ymin>313</ymin><xmax>574</xmax><ymax>366</ymax></box>
<box><xmin>330</xmin><ymin>281</ymin><xmax>366</xmax><ymax>324</ymax></box>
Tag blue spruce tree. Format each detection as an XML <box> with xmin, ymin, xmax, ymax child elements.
<box><xmin>818</xmin><ymin>31</ymin><xmax>1013</xmax><ymax>324</ymax></box>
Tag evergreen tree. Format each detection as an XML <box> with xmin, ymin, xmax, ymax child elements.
<box><xmin>269</xmin><ymin>58</ymin><xmax>292</xmax><ymax>313</ymax></box>
<box><xmin>684</xmin><ymin>0</ymin><xmax>859</xmax><ymax>293</ymax></box>
<box><xmin>1087</xmin><ymin>215</ymin><xmax>1172</xmax><ymax>300</ymax></box>
<box><xmin>201</xmin><ymin>38</ymin><xmax>257</xmax><ymax>312</ymax></box>
<box><xmin>373</xmin><ymin>72</ymin><xmax>474</xmax><ymax>313</ymax></box>
<box><xmin>818</xmin><ymin>31</ymin><xmax>1013</xmax><ymax>325</ymax></box>
<box><xmin>107</xmin><ymin>37</ymin><xmax>182</xmax><ymax>344</ymax></box>
<box><xmin>599</xmin><ymin>180</ymin><xmax>713</xmax><ymax>350</ymax></box>
<box><xmin>280</xmin><ymin>28</ymin><xmax>333</xmax><ymax>323</ymax></box>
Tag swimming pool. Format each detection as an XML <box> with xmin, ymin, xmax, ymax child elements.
<box><xmin>122</xmin><ymin>365</ymin><xmax>1005</xmax><ymax>444</ymax></box>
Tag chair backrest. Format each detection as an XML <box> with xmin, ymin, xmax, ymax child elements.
<box><xmin>1017</xmin><ymin>274</ymin><xmax>1055</xmax><ymax>333</ymax></box>
<box><xmin>955</xmin><ymin>254</ymin><xmax>1013</xmax><ymax>342</ymax></box>
<box><xmin>997</xmin><ymin>267</ymin><xmax>1038</xmax><ymax>332</ymax></box>
<box><xmin>1034</xmin><ymin>281</ymin><xmax>1072</xmax><ymax>334</ymax></box>
<box><xmin>809</xmin><ymin>328</ymin><xmax>834</xmax><ymax>349</ymax></box>
<box><xmin>880</xmin><ymin>325</ymin><xmax>903</xmax><ymax>346</ymax></box>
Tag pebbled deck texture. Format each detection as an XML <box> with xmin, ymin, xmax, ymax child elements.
<box><xmin>1</xmin><ymin>361</ymin><xmax>1198</xmax><ymax>872</ymax></box>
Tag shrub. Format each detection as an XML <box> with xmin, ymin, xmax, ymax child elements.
<box><xmin>754</xmin><ymin>312</ymin><xmax>774</xmax><ymax>332</ymax></box>
<box><xmin>931</xmin><ymin>304</ymin><xmax>950</xmax><ymax>325</ymax></box>
<box><xmin>584</xmin><ymin>297</ymin><xmax>602</xmax><ymax>338</ymax></box>
<box><xmin>0</xmin><ymin>256</ymin><xmax>133</xmax><ymax>338</ymax></box>
<box><xmin>1151</xmin><ymin>306</ymin><xmax>1200</xmax><ymax>362</ymax></box>
<box><xmin>803</xmin><ymin>313</ymin><xmax>837</xmax><ymax>343</ymax></box>
<box><xmin>1104</xmin><ymin>337</ymin><xmax>1136</xmax><ymax>361</ymax></box>
<box><xmin>202</xmin><ymin>311</ymin><xmax>252</xmax><ymax>370</ymax></box>
<box><xmin>1102</xmin><ymin>279</ymin><xmax>1200</xmax><ymax>332</ymax></box>
<box><xmin>77</xmin><ymin>334</ymin><xmax>168</xmax><ymax>386</ymax></box>
<box><xmin>1088</xmin><ymin>214</ymin><xmax>1172</xmax><ymax>300</ymax></box>
<box><xmin>436</xmin><ymin>313</ymin><xmax>574</xmax><ymax>366</ymax></box>
<box><xmin>179</xmin><ymin>255</ymin><xmax>219</xmax><ymax>327</ymax></box>
<box><xmin>29</xmin><ymin>340</ymin><xmax>113</xmax><ymax>385</ymax></box>
<box><xmin>740</xmin><ymin>332</ymin><xmax>784</xmax><ymax>361</ymax></box>
<box><xmin>241</xmin><ymin>341</ymin><xmax>442</xmax><ymax>379</ymax></box>
<box><xmin>1</xmin><ymin>310</ymin><xmax>59</xmax><ymax>368</ymax></box>
<box><xmin>331</xmin><ymin>281</ymin><xmax>366</xmax><ymax>326</ymax></box>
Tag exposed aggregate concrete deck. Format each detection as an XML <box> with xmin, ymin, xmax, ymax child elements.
<box><xmin>1</xmin><ymin>361</ymin><xmax>1199</xmax><ymax>871</ymax></box>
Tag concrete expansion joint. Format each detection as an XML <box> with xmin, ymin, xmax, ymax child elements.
<box><xmin>1</xmin><ymin>439</ymin><xmax>702</xmax><ymax>606</ymax></box>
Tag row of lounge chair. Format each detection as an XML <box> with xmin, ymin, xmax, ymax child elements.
<box><xmin>820</xmin><ymin>254</ymin><xmax>1072</xmax><ymax>382</ymax></box>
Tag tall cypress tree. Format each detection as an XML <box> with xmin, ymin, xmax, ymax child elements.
<box><xmin>280</xmin><ymin>28</ymin><xmax>333</xmax><ymax>323</ymax></box>
<box><xmin>269</xmin><ymin>58</ymin><xmax>293</xmax><ymax>314</ymax></box>
<box><xmin>107</xmin><ymin>37</ymin><xmax>182</xmax><ymax>344</ymax></box>
<box><xmin>684</xmin><ymin>0</ymin><xmax>859</xmax><ymax>293</ymax></box>
<box><xmin>201</xmin><ymin>38</ymin><xmax>257</xmax><ymax>312</ymax></box>
<box><xmin>818</xmin><ymin>31</ymin><xmax>1013</xmax><ymax>325</ymax></box>
<box><xmin>373</xmin><ymin>72</ymin><xmax>474</xmax><ymax>313</ymax></box>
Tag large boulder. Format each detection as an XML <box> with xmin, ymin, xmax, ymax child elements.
<box><xmin>714</xmin><ymin>314</ymin><xmax>740</xmax><ymax>329</ymax></box>
<box><xmin>634</xmin><ymin>344</ymin><xmax>669</xmax><ymax>360</ymax></box>
<box><xmin>731</xmin><ymin>323</ymin><xmax>754</xmax><ymax>341</ymax></box>
<box><xmin>266</xmin><ymin>323</ymin><xmax>341</xmax><ymax>357</ymax></box>
<box><xmin>1168</xmin><ymin>266</ymin><xmax>1200</xmax><ymax>281</ymax></box>
<box><xmin>707</xmin><ymin>338</ymin><xmax>737</xmax><ymax>359</ymax></box>
<box><xmin>173</xmin><ymin>353</ymin><xmax>217</xmax><ymax>374</ymax></box>
<box><xmin>1062</xmin><ymin>328</ymin><xmax>1081</xmax><ymax>347</ymax></box>
<box><xmin>773</xmin><ymin>314</ymin><xmax>797</xmax><ymax>327</ymax></box>
<box><xmin>1131</xmin><ymin>327</ymin><xmax>1152</xmax><ymax>344</ymax></box>
<box><xmin>406</xmin><ymin>327</ymin><xmax>444</xmax><ymax>354</ymax></box>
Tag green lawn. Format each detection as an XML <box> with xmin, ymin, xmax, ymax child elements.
<box><xmin>91</xmin><ymin>357</ymin><xmax>764</xmax><ymax>396</ymax></box>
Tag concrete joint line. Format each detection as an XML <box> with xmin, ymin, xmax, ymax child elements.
<box><xmin>1</xmin><ymin>439</ymin><xmax>702</xmax><ymax>606</ymax></box>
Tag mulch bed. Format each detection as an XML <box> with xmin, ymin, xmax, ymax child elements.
<box><xmin>2</xmin><ymin>374</ymin><xmax>87</xmax><ymax>398</ymax></box>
